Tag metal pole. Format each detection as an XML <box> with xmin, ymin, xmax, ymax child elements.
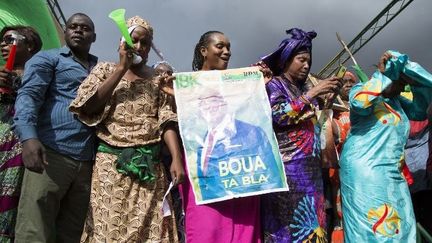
<box><xmin>317</xmin><ymin>0</ymin><xmax>414</xmax><ymax>78</ymax></box>
<box><xmin>46</xmin><ymin>0</ymin><xmax>67</xmax><ymax>31</ymax></box>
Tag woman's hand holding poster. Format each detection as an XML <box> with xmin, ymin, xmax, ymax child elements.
<box><xmin>174</xmin><ymin>67</ymin><xmax>288</xmax><ymax>204</ymax></box>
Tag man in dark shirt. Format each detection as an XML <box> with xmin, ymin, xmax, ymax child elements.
<box><xmin>13</xmin><ymin>13</ymin><xmax>97</xmax><ymax>242</ymax></box>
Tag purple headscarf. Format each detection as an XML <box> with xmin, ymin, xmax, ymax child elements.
<box><xmin>262</xmin><ymin>28</ymin><xmax>317</xmax><ymax>76</ymax></box>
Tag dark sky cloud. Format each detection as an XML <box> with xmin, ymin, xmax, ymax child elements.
<box><xmin>60</xmin><ymin>0</ymin><xmax>432</xmax><ymax>75</ymax></box>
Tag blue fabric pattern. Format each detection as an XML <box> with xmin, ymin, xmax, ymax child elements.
<box><xmin>340</xmin><ymin>51</ymin><xmax>432</xmax><ymax>242</ymax></box>
<box><xmin>13</xmin><ymin>46</ymin><xmax>97</xmax><ymax>161</ymax></box>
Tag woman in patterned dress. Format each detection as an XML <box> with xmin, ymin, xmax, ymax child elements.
<box><xmin>70</xmin><ymin>16</ymin><xmax>184</xmax><ymax>243</ymax></box>
<box><xmin>320</xmin><ymin>71</ymin><xmax>357</xmax><ymax>242</ymax></box>
<box><xmin>153</xmin><ymin>61</ymin><xmax>185</xmax><ymax>242</ymax></box>
<box><xmin>260</xmin><ymin>28</ymin><xmax>342</xmax><ymax>242</ymax></box>
<box><xmin>339</xmin><ymin>51</ymin><xmax>432</xmax><ymax>242</ymax></box>
<box><xmin>0</xmin><ymin>26</ymin><xmax>41</xmax><ymax>242</ymax></box>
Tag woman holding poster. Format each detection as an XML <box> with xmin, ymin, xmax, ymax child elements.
<box><xmin>261</xmin><ymin>28</ymin><xmax>342</xmax><ymax>242</ymax></box>
<box><xmin>179</xmin><ymin>30</ymin><xmax>262</xmax><ymax>243</ymax></box>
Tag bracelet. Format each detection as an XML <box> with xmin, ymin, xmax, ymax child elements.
<box><xmin>300</xmin><ymin>94</ymin><xmax>312</xmax><ymax>105</ymax></box>
<box><xmin>303</xmin><ymin>93</ymin><xmax>312</xmax><ymax>102</ymax></box>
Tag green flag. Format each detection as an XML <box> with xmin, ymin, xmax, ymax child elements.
<box><xmin>352</xmin><ymin>64</ymin><xmax>369</xmax><ymax>83</ymax></box>
<box><xmin>0</xmin><ymin>0</ymin><xmax>62</xmax><ymax>65</ymax></box>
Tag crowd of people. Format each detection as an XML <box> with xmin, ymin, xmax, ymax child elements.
<box><xmin>1</xmin><ymin>12</ymin><xmax>431</xmax><ymax>243</ymax></box>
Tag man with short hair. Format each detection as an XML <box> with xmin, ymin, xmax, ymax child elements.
<box><xmin>13</xmin><ymin>13</ymin><xmax>97</xmax><ymax>243</ymax></box>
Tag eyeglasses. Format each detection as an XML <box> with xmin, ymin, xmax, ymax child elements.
<box><xmin>1</xmin><ymin>35</ymin><xmax>25</xmax><ymax>45</ymax></box>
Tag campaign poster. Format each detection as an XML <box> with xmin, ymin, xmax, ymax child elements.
<box><xmin>174</xmin><ymin>67</ymin><xmax>288</xmax><ymax>205</ymax></box>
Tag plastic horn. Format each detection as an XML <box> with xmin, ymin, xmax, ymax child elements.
<box><xmin>1</xmin><ymin>40</ymin><xmax>16</xmax><ymax>94</ymax></box>
<box><xmin>2</xmin><ymin>33</ymin><xmax>24</xmax><ymax>94</ymax></box>
<box><xmin>5</xmin><ymin>45</ymin><xmax>16</xmax><ymax>72</ymax></box>
<box><xmin>108</xmin><ymin>9</ymin><xmax>142</xmax><ymax>64</ymax></box>
<box><xmin>4</xmin><ymin>33</ymin><xmax>20</xmax><ymax>71</ymax></box>
<box><xmin>108</xmin><ymin>9</ymin><xmax>133</xmax><ymax>47</ymax></box>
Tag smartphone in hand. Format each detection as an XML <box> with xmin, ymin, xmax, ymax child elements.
<box><xmin>335</xmin><ymin>65</ymin><xmax>347</xmax><ymax>79</ymax></box>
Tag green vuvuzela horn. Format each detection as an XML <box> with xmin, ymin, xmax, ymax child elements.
<box><xmin>108</xmin><ymin>8</ymin><xmax>133</xmax><ymax>47</ymax></box>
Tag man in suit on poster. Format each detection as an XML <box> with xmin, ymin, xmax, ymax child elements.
<box><xmin>194</xmin><ymin>89</ymin><xmax>284</xmax><ymax>201</ymax></box>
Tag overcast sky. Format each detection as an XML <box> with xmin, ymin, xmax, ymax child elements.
<box><xmin>60</xmin><ymin>0</ymin><xmax>432</xmax><ymax>76</ymax></box>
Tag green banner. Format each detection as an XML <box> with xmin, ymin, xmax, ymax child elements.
<box><xmin>0</xmin><ymin>0</ymin><xmax>62</xmax><ymax>64</ymax></box>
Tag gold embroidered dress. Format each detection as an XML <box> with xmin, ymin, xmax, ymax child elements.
<box><xmin>70</xmin><ymin>62</ymin><xmax>178</xmax><ymax>243</ymax></box>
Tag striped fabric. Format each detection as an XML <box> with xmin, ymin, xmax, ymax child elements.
<box><xmin>13</xmin><ymin>46</ymin><xmax>97</xmax><ymax>161</ymax></box>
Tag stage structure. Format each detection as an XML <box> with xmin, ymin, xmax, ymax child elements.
<box><xmin>318</xmin><ymin>0</ymin><xmax>414</xmax><ymax>78</ymax></box>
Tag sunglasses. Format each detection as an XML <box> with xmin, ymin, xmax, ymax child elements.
<box><xmin>1</xmin><ymin>35</ymin><xmax>25</xmax><ymax>45</ymax></box>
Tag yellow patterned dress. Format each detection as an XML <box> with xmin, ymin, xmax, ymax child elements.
<box><xmin>70</xmin><ymin>62</ymin><xmax>178</xmax><ymax>243</ymax></box>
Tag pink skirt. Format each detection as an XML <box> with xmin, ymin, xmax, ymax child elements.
<box><xmin>179</xmin><ymin>163</ymin><xmax>261</xmax><ymax>243</ymax></box>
